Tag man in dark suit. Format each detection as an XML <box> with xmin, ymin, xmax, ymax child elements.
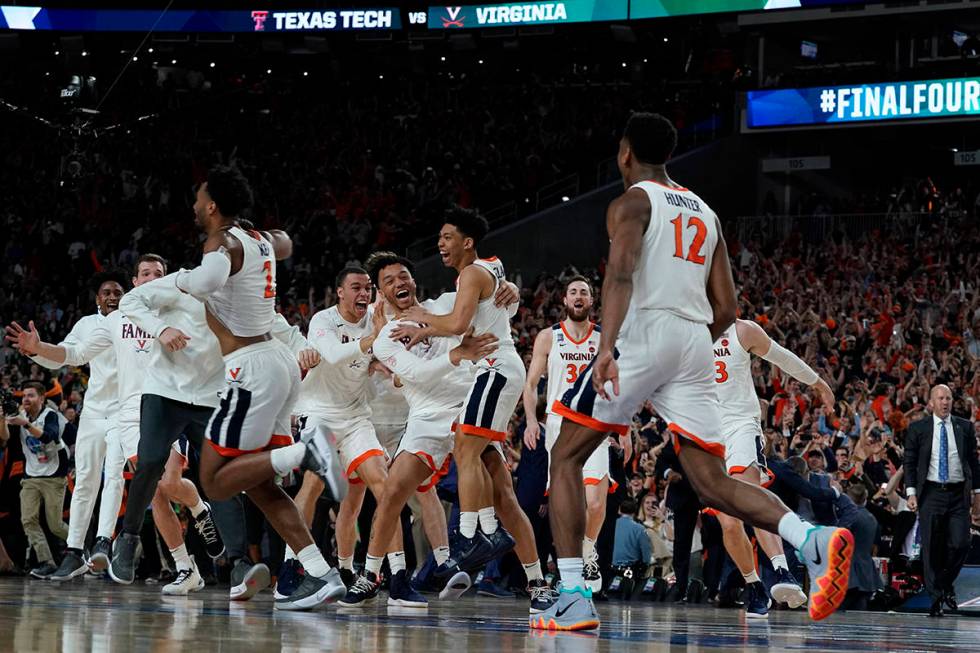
<box><xmin>656</xmin><ymin>445</ymin><xmax>702</xmax><ymax>601</ymax></box>
<box><xmin>904</xmin><ymin>384</ymin><xmax>980</xmax><ymax>617</ymax></box>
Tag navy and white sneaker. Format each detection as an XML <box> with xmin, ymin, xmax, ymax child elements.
<box><xmin>299</xmin><ymin>423</ymin><xmax>347</xmax><ymax>502</ymax></box>
<box><xmin>441</xmin><ymin>531</ymin><xmax>493</xmax><ymax>576</ymax></box>
<box><xmin>529</xmin><ymin>578</ymin><xmax>559</xmax><ymax>614</ymax></box>
<box><xmin>483</xmin><ymin>528</ymin><xmax>516</xmax><ymax>565</ymax></box>
<box><xmin>388</xmin><ymin>569</ymin><xmax>428</xmax><ymax>608</ymax></box>
<box><xmin>744</xmin><ymin>581</ymin><xmax>772</xmax><ymax>619</ymax></box>
<box><xmin>274</xmin><ymin>559</ymin><xmax>304</xmax><ymax>599</ymax></box>
<box><xmin>771</xmin><ymin>568</ymin><xmax>807</xmax><ymax>609</ymax></box>
<box><xmin>339</xmin><ymin>568</ymin><xmax>355</xmax><ymax>589</ymax></box>
<box><xmin>338</xmin><ymin>571</ymin><xmax>382</xmax><ymax>607</ymax></box>
<box><xmin>438</xmin><ymin>570</ymin><xmax>472</xmax><ymax>600</ymax></box>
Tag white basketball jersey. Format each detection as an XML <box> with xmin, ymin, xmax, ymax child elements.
<box><xmin>627</xmin><ymin>181</ymin><xmax>719</xmax><ymax>325</ymax></box>
<box><xmin>468</xmin><ymin>257</ymin><xmax>516</xmax><ymax>349</ymax></box>
<box><xmin>207</xmin><ymin>225</ymin><xmax>276</xmax><ymax>337</ymax></box>
<box><xmin>546</xmin><ymin>321</ymin><xmax>601</xmax><ymax>415</ymax></box>
<box><xmin>296</xmin><ymin>305</ymin><xmax>373</xmax><ymax>417</ymax></box>
<box><xmin>713</xmin><ymin>326</ymin><xmax>762</xmax><ymax>422</ymax></box>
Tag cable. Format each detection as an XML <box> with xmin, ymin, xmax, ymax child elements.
<box><xmin>93</xmin><ymin>0</ymin><xmax>176</xmax><ymax>114</ymax></box>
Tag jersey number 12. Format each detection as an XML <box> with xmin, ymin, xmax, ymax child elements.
<box><xmin>261</xmin><ymin>260</ymin><xmax>275</xmax><ymax>298</ymax></box>
<box><xmin>670</xmin><ymin>213</ymin><xmax>707</xmax><ymax>265</ymax></box>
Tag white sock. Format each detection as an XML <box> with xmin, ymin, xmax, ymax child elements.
<box><xmin>338</xmin><ymin>555</ymin><xmax>354</xmax><ymax>571</ymax></box>
<box><xmin>270</xmin><ymin>443</ymin><xmax>306</xmax><ymax>476</ymax></box>
<box><xmin>297</xmin><ymin>544</ymin><xmax>330</xmax><ymax>578</ymax></box>
<box><xmin>582</xmin><ymin>537</ymin><xmax>596</xmax><ymax>561</ymax></box>
<box><xmin>478</xmin><ymin>507</ymin><xmax>498</xmax><ymax>535</ymax></box>
<box><xmin>523</xmin><ymin>560</ymin><xmax>544</xmax><ymax>582</ymax></box>
<box><xmin>189</xmin><ymin>499</ymin><xmax>207</xmax><ymax>519</ymax></box>
<box><xmin>742</xmin><ymin>570</ymin><xmax>761</xmax><ymax>584</ymax></box>
<box><xmin>460</xmin><ymin>511</ymin><xmax>479</xmax><ymax>539</ymax></box>
<box><xmin>434</xmin><ymin>546</ymin><xmax>450</xmax><ymax>566</ymax></box>
<box><xmin>170</xmin><ymin>544</ymin><xmax>192</xmax><ymax>572</ymax></box>
<box><xmin>365</xmin><ymin>554</ymin><xmax>384</xmax><ymax>576</ymax></box>
<box><xmin>557</xmin><ymin>557</ymin><xmax>584</xmax><ymax>589</ymax></box>
<box><xmin>770</xmin><ymin>554</ymin><xmax>789</xmax><ymax>572</ymax></box>
<box><xmin>388</xmin><ymin>551</ymin><xmax>406</xmax><ymax>574</ymax></box>
<box><xmin>777</xmin><ymin>512</ymin><xmax>813</xmax><ymax>552</ymax></box>
<box><xmin>284</xmin><ymin>546</ymin><xmax>298</xmax><ymax>562</ymax></box>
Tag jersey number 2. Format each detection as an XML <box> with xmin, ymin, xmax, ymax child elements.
<box><xmin>262</xmin><ymin>260</ymin><xmax>275</xmax><ymax>298</ymax></box>
<box><xmin>670</xmin><ymin>213</ymin><xmax>707</xmax><ymax>265</ymax></box>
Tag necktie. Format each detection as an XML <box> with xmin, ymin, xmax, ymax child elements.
<box><xmin>938</xmin><ymin>420</ymin><xmax>949</xmax><ymax>483</ymax></box>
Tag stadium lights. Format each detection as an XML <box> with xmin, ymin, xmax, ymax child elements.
<box><xmin>82</xmin><ymin>51</ymin><xmax>88</xmax><ymax>56</ymax></box>
<box><xmin>951</xmin><ymin>147</ymin><xmax>959</xmax><ymax>152</ymax></box>
<box><xmin>148</xmin><ymin>47</ymin><xmax>153</xmax><ymax>53</ymax></box>
<box><xmin>663</xmin><ymin>37</ymin><xmax>668</xmax><ymax>42</ymax></box>
<box><xmin>643</xmin><ymin>58</ymin><xmax>648</xmax><ymax>63</ymax></box>
<box><xmin>478</xmin><ymin>59</ymin><xmax>484</xmax><ymax>64</ymax></box>
<box><xmin>561</xmin><ymin>196</ymin><xmax>570</xmax><ymax>202</ymax></box>
<box><xmin>378</xmin><ymin>74</ymin><xmax>384</xmax><ymax>79</ymax></box>
<box><xmin>171</xmin><ymin>59</ymin><xmax>177</xmax><ymax>64</ymax></box>
<box><xmin>303</xmin><ymin>71</ymin><xmax>309</xmax><ymax>76</ymax></box>
<box><xmin>209</xmin><ymin>61</ymin><xmax>215</xmax><ymax>68</ymax></box>
<box><xmin>54</xmin><ymin>50</ymin><xmax>60</xmax><ymax>55</ymax></box>
<box><xmin>621</xmin><ymin>62</ymin><xmax>626</xmax><ymax>68</ymax></box>
<box><xmin>132</xmin><ymin>56</ymin><xmax>138</xmax><ymax>61</ymax></box>
<box><xmin>266</xmin><ymin>68</ymin><xmax>272</xmax><ymax>74</ymax></box>
<box><xmin>441</xmin><ymin>56</ymin><xmax>446</xmax><ymax>61</ymax></box>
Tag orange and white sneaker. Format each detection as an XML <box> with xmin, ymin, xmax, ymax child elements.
<box><xmin>529</xmin><ymin>586</ymin><xmax>599</xmax><ymax>632</ymax></box>
<box><xmin>798</xmin><ymin>526</ymin><xmax>855</xmax><ymax>621</ymax></box>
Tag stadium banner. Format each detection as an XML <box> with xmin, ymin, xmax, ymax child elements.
<box><xmin>746</xmin><ymin>77</ymin><xmax>980</xmax><ymax>128</ymax></box>
<box><xmin>629</xmin><ymin>1</ymin><xmax>866</xmax><ymax>20</ymax></box>
<box><xmin>426</xmin><ymin>1</ymin><xmax>628</xmax><ymax>29</ymax></box>
<box><xmin>0</xmin><ymin>6</ymin><xmax>402</xmax><ymax>32</ymax></box>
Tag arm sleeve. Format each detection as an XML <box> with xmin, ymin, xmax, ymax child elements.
<box><xmin>373</xmin><ymin>330</ymin><xmax>457</xmax><ymax>386</ymax></box>
<box><xmin>174</xmin><ymin>250</ymin><xmax>231</xmax><ymax>300</ymax></box>
<box><xmin>309</xmin><ymin>321</ymin><xmax>365</xmax><ymax>367</ymax></box>
<box><xmin>817</xmin><ymin>413</ymin><xmax>832</xmax><ymax>436</ymax></box>
<box><xmin>40</xmin><ymin>411</ymin><xmax>61</xmax><ymax>444</ymax></box>
<box><xmin>61</xmin><ymin>321</ymin><xmax>113</xmax><ymax>366</ymax></box>
<box><xmin>119</xmin><ymin>274</ymin><xmax>181</xmax><ymax>338</ymax></box>
<box><xmin>760</xmin><ymin>341</ymin><xmax>820</xmax><ymax>386</ymax></box>
<box><xmin>270</xmin><ymin>314</ymin><xmax>309</xmax><ymax>355</ymax></box>
<box><xmin>637</xmin><ymin>524</ymin><xmax>652</xmax><ymax>563</ymax></box>
<box><xmin>29</xmin><ymin>319</ymin><xmax>87</xmax><ymax>369</ymax></box>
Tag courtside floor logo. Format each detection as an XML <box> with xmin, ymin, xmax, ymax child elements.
<box><xmin>746</xmin><ymin>77</ymin><xmax>980</xmax><ymax>128</ymax></box>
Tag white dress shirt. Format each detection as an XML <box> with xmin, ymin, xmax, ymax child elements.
<box><xmin>927</xmin><ymin>414</ymin><xmax>963</xmax><ymax>484</ymax></box>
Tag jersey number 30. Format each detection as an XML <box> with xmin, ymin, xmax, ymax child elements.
<box><xmin>565</xmin><ymin>363</ymin><xmax>589</xmax><ymax>383</ymax></box>
<box><xmin>262</xmin><ymin>260</ymin><xmax>275</xmax><ymax>299</ymax></box>
<box><xmin>670</xmin><ymin>213</ymin><xmax>707</xmax><ymax>265</ymax></box>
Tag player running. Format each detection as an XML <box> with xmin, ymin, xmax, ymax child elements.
<box><xmin>534</xmin><ymin>113</ymin><xmax>853</xmax><ymax>631</ymax></box>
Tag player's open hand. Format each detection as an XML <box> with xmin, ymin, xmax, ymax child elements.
<box><xmin>5</xmin><ymin>320</ymin><xmax>41</xmax><ymax>356</ymax></box>
<box><xmin>158</xmin><ymin>327</ymin><xmax>191</xmax><ymax>352</ymax></box>
<box><xmin>457</xmin><ymin>329</ymin><xmax>498</xmax><ymax>362</ymax></box>
<box><xmin>523</xmin><ymin>420</ymin><xmax>540</xmax><ymax>449</ymax></box>
<box><xmin>592</xmin><ymin>350</ymin><xmax>619</xmax><ymax>400</ymax></box>
<box><xmin>371</xmin><ymin>298</ymin><xmax>388</xmax><ymax>336</ymax></box>
<box><xmin>368</xmin><ymin>359</ymin><xmax>393</xmax><ymax>379</ymax></box>
<box><xmin>297</xmin><ymin>348</ymin><xmax>321</xmax><ymax>370</ymax></box>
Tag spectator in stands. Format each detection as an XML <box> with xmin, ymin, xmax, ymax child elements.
<box><xmin>612</xmin><ymin>499</ymin><xmax>651</xmax><ymax>570</ymax></box>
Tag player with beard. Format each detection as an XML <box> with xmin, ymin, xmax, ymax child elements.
<box><xmin>6</xmin><ymin>272</ymin><xmax>123</xmax><ymax>581</ymax></box>
<box><xmin>338</xmin><ymin>252</ymin><xmax>496</xmax><ymax>608</ymax></box>
<box><xmin>522</xmin><ymin>275</ymin><xmax>617</xmax><ymax>593</ymax></box>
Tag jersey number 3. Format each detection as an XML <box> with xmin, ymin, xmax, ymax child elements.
<box><xmin>714</xmin><ymin>361</ymin><xmax>728</xmax><ymax>383</ymax></box>
<box><xmin>262</xmin><ymin>260</ymin><xmax>275</xmax><ymax>299</ymax></box>
<box><xmin>670</xmin><ymin>213</ymin><xmax>707</xmax><ymax>265</ymax></box>
<box><xmin>565</xmin><ymin>363</ymin><xmax>588</xmax><ymax>383</ymax></box>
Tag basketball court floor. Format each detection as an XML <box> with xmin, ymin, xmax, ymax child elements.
<box><xmin>2</xmin><ymin>578</ymin><xmax>977</xmax><ymax>652</ymax></box>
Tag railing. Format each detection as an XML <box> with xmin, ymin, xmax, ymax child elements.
<box><xmin>730</xmin><ymin>212</ymin><xmax>938</xmax><ymax>244</ymax></box>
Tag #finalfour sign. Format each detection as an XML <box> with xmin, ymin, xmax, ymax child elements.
<box><xmin>746</xmin><ymin>77</ymin><xmax>980</xmax><ymax>128</ymax></box>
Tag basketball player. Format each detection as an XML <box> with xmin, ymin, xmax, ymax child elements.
<box><xmin>292</xmin><ymin>266</ymin><xmax>404</xmax><ymax>590</ymax></box>
<box><xmin>112</xmin><ymin>167</ymin><xmax>344</xmax><ymax>611</ymax></box>
<box><xmin>522</xmin><ymin>275</ymin><xmax>612</xmax><ymax>593</ymax></box>
<box><xmin>339</xmin><ymin>252</ymin><xmax>497</xmax><ymax>607</ymax></box>
<box><xmin>8</xmin><ymin>256</ymin><xmax>227</xmax><ymax>592</ymax></box>
<box><xmin>713</xmin><ymin>318</ymin><xmax>835</xmax><ymax>616</ymax></box>
<box><xmin>399</xmin><ymin>209</ymin><xmax>553</xmax><ymax>612</ymax></box>
<box><xmin>6</xmin><ymin>271</ymin><xmax>123</xmax><ymax>581</ymax></box>
<box><xmin>533</xmin><ymin>113</ymin><xmax>853</xmax><ymax>630</ymax></box>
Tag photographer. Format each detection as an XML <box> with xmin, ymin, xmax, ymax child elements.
<box><xmin>1</xmin><ymin>381</ymin><xmax>69</xmax><ymax>579</ymax></box>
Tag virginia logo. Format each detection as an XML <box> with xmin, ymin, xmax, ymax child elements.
<box><xmin>229</xmin><ymin>367</ymin><xmax>242</xmax><ymax>382</ymax></box>
<box><xmin>442</xmin><ymin>6</ymin><xmax>465</xmax><ymax>27</ymax></box>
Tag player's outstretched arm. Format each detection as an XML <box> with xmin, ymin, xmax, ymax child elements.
<box><xmin>522</xmin><ymin>329</ymin><xmax>552</xmax><ymax>449</ymax></box>
<box><xmin>705</xmin><ymin>217</ymin><xmax>737</xmax><ymax>342</ymax></box>
<box><xmin>737</xmin><ymin>318</ymin><xmax>834</xmax><ymax>412</ymax></box>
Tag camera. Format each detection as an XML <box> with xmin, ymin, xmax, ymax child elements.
<box><xmin>0</xmin><ymin>389</ymin><xmax>21</xmax><ymax>417</ymax></box>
